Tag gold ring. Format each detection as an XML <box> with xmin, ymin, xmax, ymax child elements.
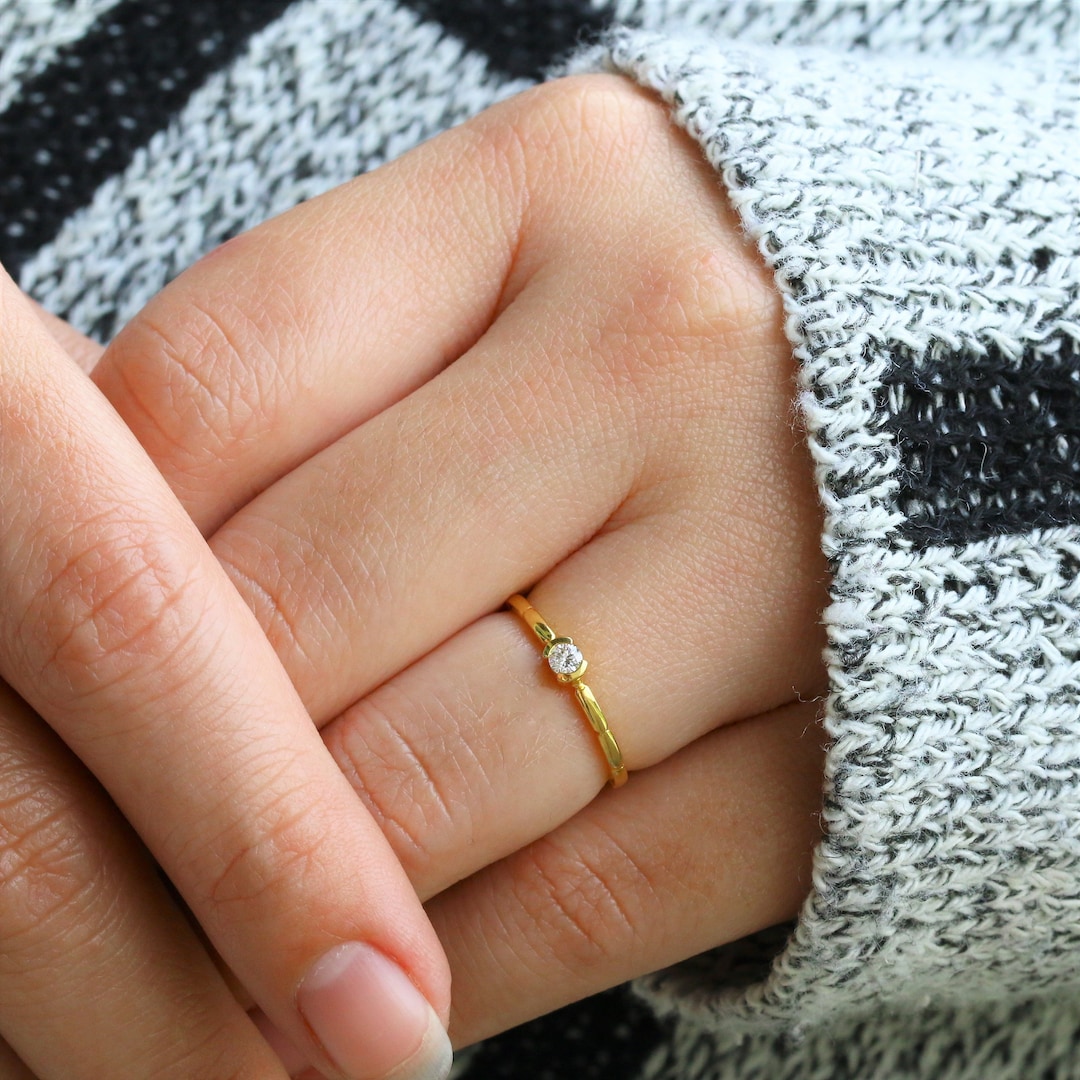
<box><xmin>507</xmin><ymin>594</ymin><xmax>627</xmax><ymax>788</ymax></box>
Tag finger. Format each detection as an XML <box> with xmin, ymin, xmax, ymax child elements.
<box><xmin>203</xmin><ymin>73</ymin><xmax>817</xmax><ymax>727</ymax></box>
<box><xmin>321</xmin><ymin>503</ymin><xmax>825</xmax><ymax>901</ymax></box>
<box><xmin>26</xmin><ymin>296</ymin><xmax>104</xmax><ymax>374</ymax></box>
<box><xmin>90</xmin><ymin>74</ymin><xmax>689</xmax><ymax>541</ymax></box>
<box><xmin>0</xmin><ymin>682</ymin><xmax>286</xmax><ymax>1080</ymax></box>
<box><xmin>209</xmin><ymin>250</ymin><xmax>822</xmax><ymax>723</ymax></box>
<box><xmin>201</xmin><ymin>74</ymin><xmax>823</xmax><ymax>912</ymax></box>
<box><xmin>211</xmin><ymin>246</ymin><xmax>796</xmax><ymax>724</ymax></box>
<box><xmin>430</xmin><ymin>699</ymin><xmax>826</xmax><ymax>1047</ymax></box>
<box><xmin>92</xmin><ymin>84</ymin><xmax>530</xmax><ymax>534</ymax></box>
<box><xmin>0</xmin><ymin>270</ymin><xmax>450</xmax><ymax>1080</ymax></box>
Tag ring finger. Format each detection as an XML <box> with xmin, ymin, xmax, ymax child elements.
<box><xmin>322</xmin><ymin>507</ymin><xmax>827</xmax><ymax>901</ymax></box>
<box><xmin>434</xmin><ymin>698</ymin><xmax>826</xmax><ymax>1046</ymax></box>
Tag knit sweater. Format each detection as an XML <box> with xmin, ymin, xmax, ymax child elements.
<box><xmin>2</xmin><ymin>3</ymin><xmax>1078</xmax><ymax>1079</ymax></box>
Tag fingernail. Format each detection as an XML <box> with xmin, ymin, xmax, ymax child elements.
<box><xmin>297</xmin><ymin>942</ymin><xmax>452</xmax><ymax>1080</ymax></box>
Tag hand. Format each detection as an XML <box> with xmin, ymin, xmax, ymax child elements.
<box><xmin>93</xmin><ymin>73</ymin><xmax>829</xmax><ymax>1058</ymax></box>
<box><xmin>0</xmin><ymin>273</ymin><xmax>451</xmax><ymax>1079</ymax></box>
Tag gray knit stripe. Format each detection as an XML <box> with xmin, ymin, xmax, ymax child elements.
<box><xmin>572</xmin><ymin>26</ymin><xmax>1080</xmax><ymax>1034</ymax></box>
<box><xmin>0</xmin><ymin>0</ymin><xmax>124</xmax><ymax>114</ymax></box>
<box><xmin>17</xmin><ymin>0</ymin><xmax>529</xmax><ymax>342</ymax></box>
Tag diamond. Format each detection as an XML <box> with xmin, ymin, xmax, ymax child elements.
<box><xmin>547</xmin><ymin>641</ymin><xmax>583</xmax><ymax>676</ymax></box>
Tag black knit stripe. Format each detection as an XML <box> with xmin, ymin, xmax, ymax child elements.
<box><xmin>0</xmin><ymin>0</ymin><xmax>124</xmax><ymax>116</ymax></box>
<box><xmin>884</xmin><ymin>333</ymin><xmax>1080</xmax><ymax>544</ymax></box>
<box><xmin>397</xmin><ymin>0</ymin><xmax>614</xmax><ymax>80</ymax></box>
<box><xmin>0</xmin><ymin>0</ymin><xmax>293</xmax><ymax>272</ymax></box>
<box><xmin>459</xmin><ymin>984</ymin><xmax>663</xmax><ymax>1079</ymax></box>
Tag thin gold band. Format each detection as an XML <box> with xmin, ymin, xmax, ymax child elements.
<box><xmin>507</xmin><ymin>594</ymin><xmax>628</xmax><ymax>789</ymax></box>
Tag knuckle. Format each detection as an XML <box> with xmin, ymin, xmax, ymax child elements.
<box><xmin>110</xmin><ymin>302</ymin><xmax>250</xmax><ymax>459</ymax></box>
<box><xmin>24</xmin><ymin>519</ymin><xmax>207</xmax><ymax>708</ymax></box>
<box><xmin>510</xmin><ymin>826</ymin><xmax>653</xmax><ymax>975</ymax></box>
<box><xmin>213</xmin><ymin>461</ymin><xmax>403</xmax><ymax>717</ymax></box>
<box><xmin>206</xmin><ymin>826</ymin><xmax>318</xmax><ymax>916</ymax></box>
<box><xmin>494</xmin><ymin>74</ymin><xmax>784</xmax><ymax>399</ymax></box>
<box><xmin>141</xmin><ymin>1011</ymin><xmax>273</xmax><ymax>1080</ymax></box>
<box><xmin>589</xmin><ymin>242</ymin><xmax>783</xmax><ymax>423</ymax></box>
<box><xmin>624</xmin><ymin>243</ymin><xmax>780</xmax><ymax>354</ymax></box>
<box><xmin>156</xmin><ymin>1037</ymin><xmax>245</xmax><ymax>1080</ymax></box>
<box><xmin>103</xmin><ymin>281</ymin><xmax>299</xmax><ymax>484</ymax></box>
<box><xmin>515</xmin><ymin>73</ymin><xmax>665</xmax><ymax>175</ymax></box>
<box><xmin>211</xmin><ymin>520</ymin><xmax>317</xmax><ymax>684</ymax></box>
<box><xmin>473</xmin><ymin>75</ymin><xmax>669</xmax><ymax>249</ymax></box>
<box><xmin>0</xmin><ymin>775</ymin><xmax>99</xmax><ymax>954</ymax></box>
<box><xmin>330</xmin><ymin>685</ymin><xmax>467</xmax><ymax>882</ymax></box>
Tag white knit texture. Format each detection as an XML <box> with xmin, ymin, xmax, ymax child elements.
<box><xmin>609</xmin><ymin>0</ymin><xmax>1079</xmax><ymax>57</ymax></box>
<box><xmin>579</xmin><ymin>16</ymin><xmax>1080</xmax><ymax>1046</ymax></box>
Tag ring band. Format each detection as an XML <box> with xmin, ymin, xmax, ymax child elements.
<box><xmin>507</xmin><ymin>594</ymin><xmax>628</xmax><ymax>788</ymax></box>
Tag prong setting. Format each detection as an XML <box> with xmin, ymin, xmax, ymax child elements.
<box><xmin>507</xmin><ymin>595</ymin><xmax>625</xmax><ymax>787</ymax></box>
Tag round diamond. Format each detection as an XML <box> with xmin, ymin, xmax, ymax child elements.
<box><xmin>547</xmin><ymin>642</ymin><xmax>583</xmax><ymax>676</ymax></box>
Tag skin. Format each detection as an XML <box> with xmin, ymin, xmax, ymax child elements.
<box><xmin>0</xmin><ymin>222</ymin><xmax>448</xmax><ymax>1080</ymax></box>
<box><xmin>0</xmin><ymin>73</ymin><xmax>830</xmax><ymax>1076</ymax></box>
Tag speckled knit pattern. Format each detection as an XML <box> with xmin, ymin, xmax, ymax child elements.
<box><xmin>2</xmin><ymin>3</ymin><xmax>1079</xmax><ymax>1078</ymax></box>
<box><xmin>568</xmin><ymin>12</ymin><xmax>1080</xmax><ymax>1075</ymax></box>
<box><xmin>640</xmin><ymin>993</ymin><xmax>1080</xmax><ymax>1080</ymax></box>
<box><xmin>610</xmin><ymin>0</ymin><xmax>1079</xmax><ymax>57</ymax></box>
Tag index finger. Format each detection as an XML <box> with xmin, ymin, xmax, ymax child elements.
<box><xmin>0</xmin><ymin>269</ymin><xmax>451</xmax><ymax>1080</ymax></box>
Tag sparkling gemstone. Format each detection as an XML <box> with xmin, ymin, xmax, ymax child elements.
<box><xmin>547</xmin><ymin>642</ymin><xmax>583</xmax><ymax>676</ymax></box>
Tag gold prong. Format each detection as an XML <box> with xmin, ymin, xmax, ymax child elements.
<box><xmin>507</xmin><ymin>594</ymin><xmax>626</xmax><ymax>789</ymax></box>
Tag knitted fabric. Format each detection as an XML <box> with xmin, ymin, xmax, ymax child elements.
<box><xmin>641</xmin><ymin>993</ymin><xmax>1080</xmax><ymax>1080</ymax></box>
<box><xmin>568</xmin><ymin>10</ymin><xmax>1080</xmax><ymax>1072</ymax></box>
<box><xmin>2</xmin><ymin>3</ymin><xmax>1079</xmax><ymax>1078</ymax></box>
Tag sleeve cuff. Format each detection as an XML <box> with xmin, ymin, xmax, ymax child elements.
<box><xmin>568</xmin><ymin>26</ymin><xmax>1080</xmax><ymax>1034</ymax></box>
